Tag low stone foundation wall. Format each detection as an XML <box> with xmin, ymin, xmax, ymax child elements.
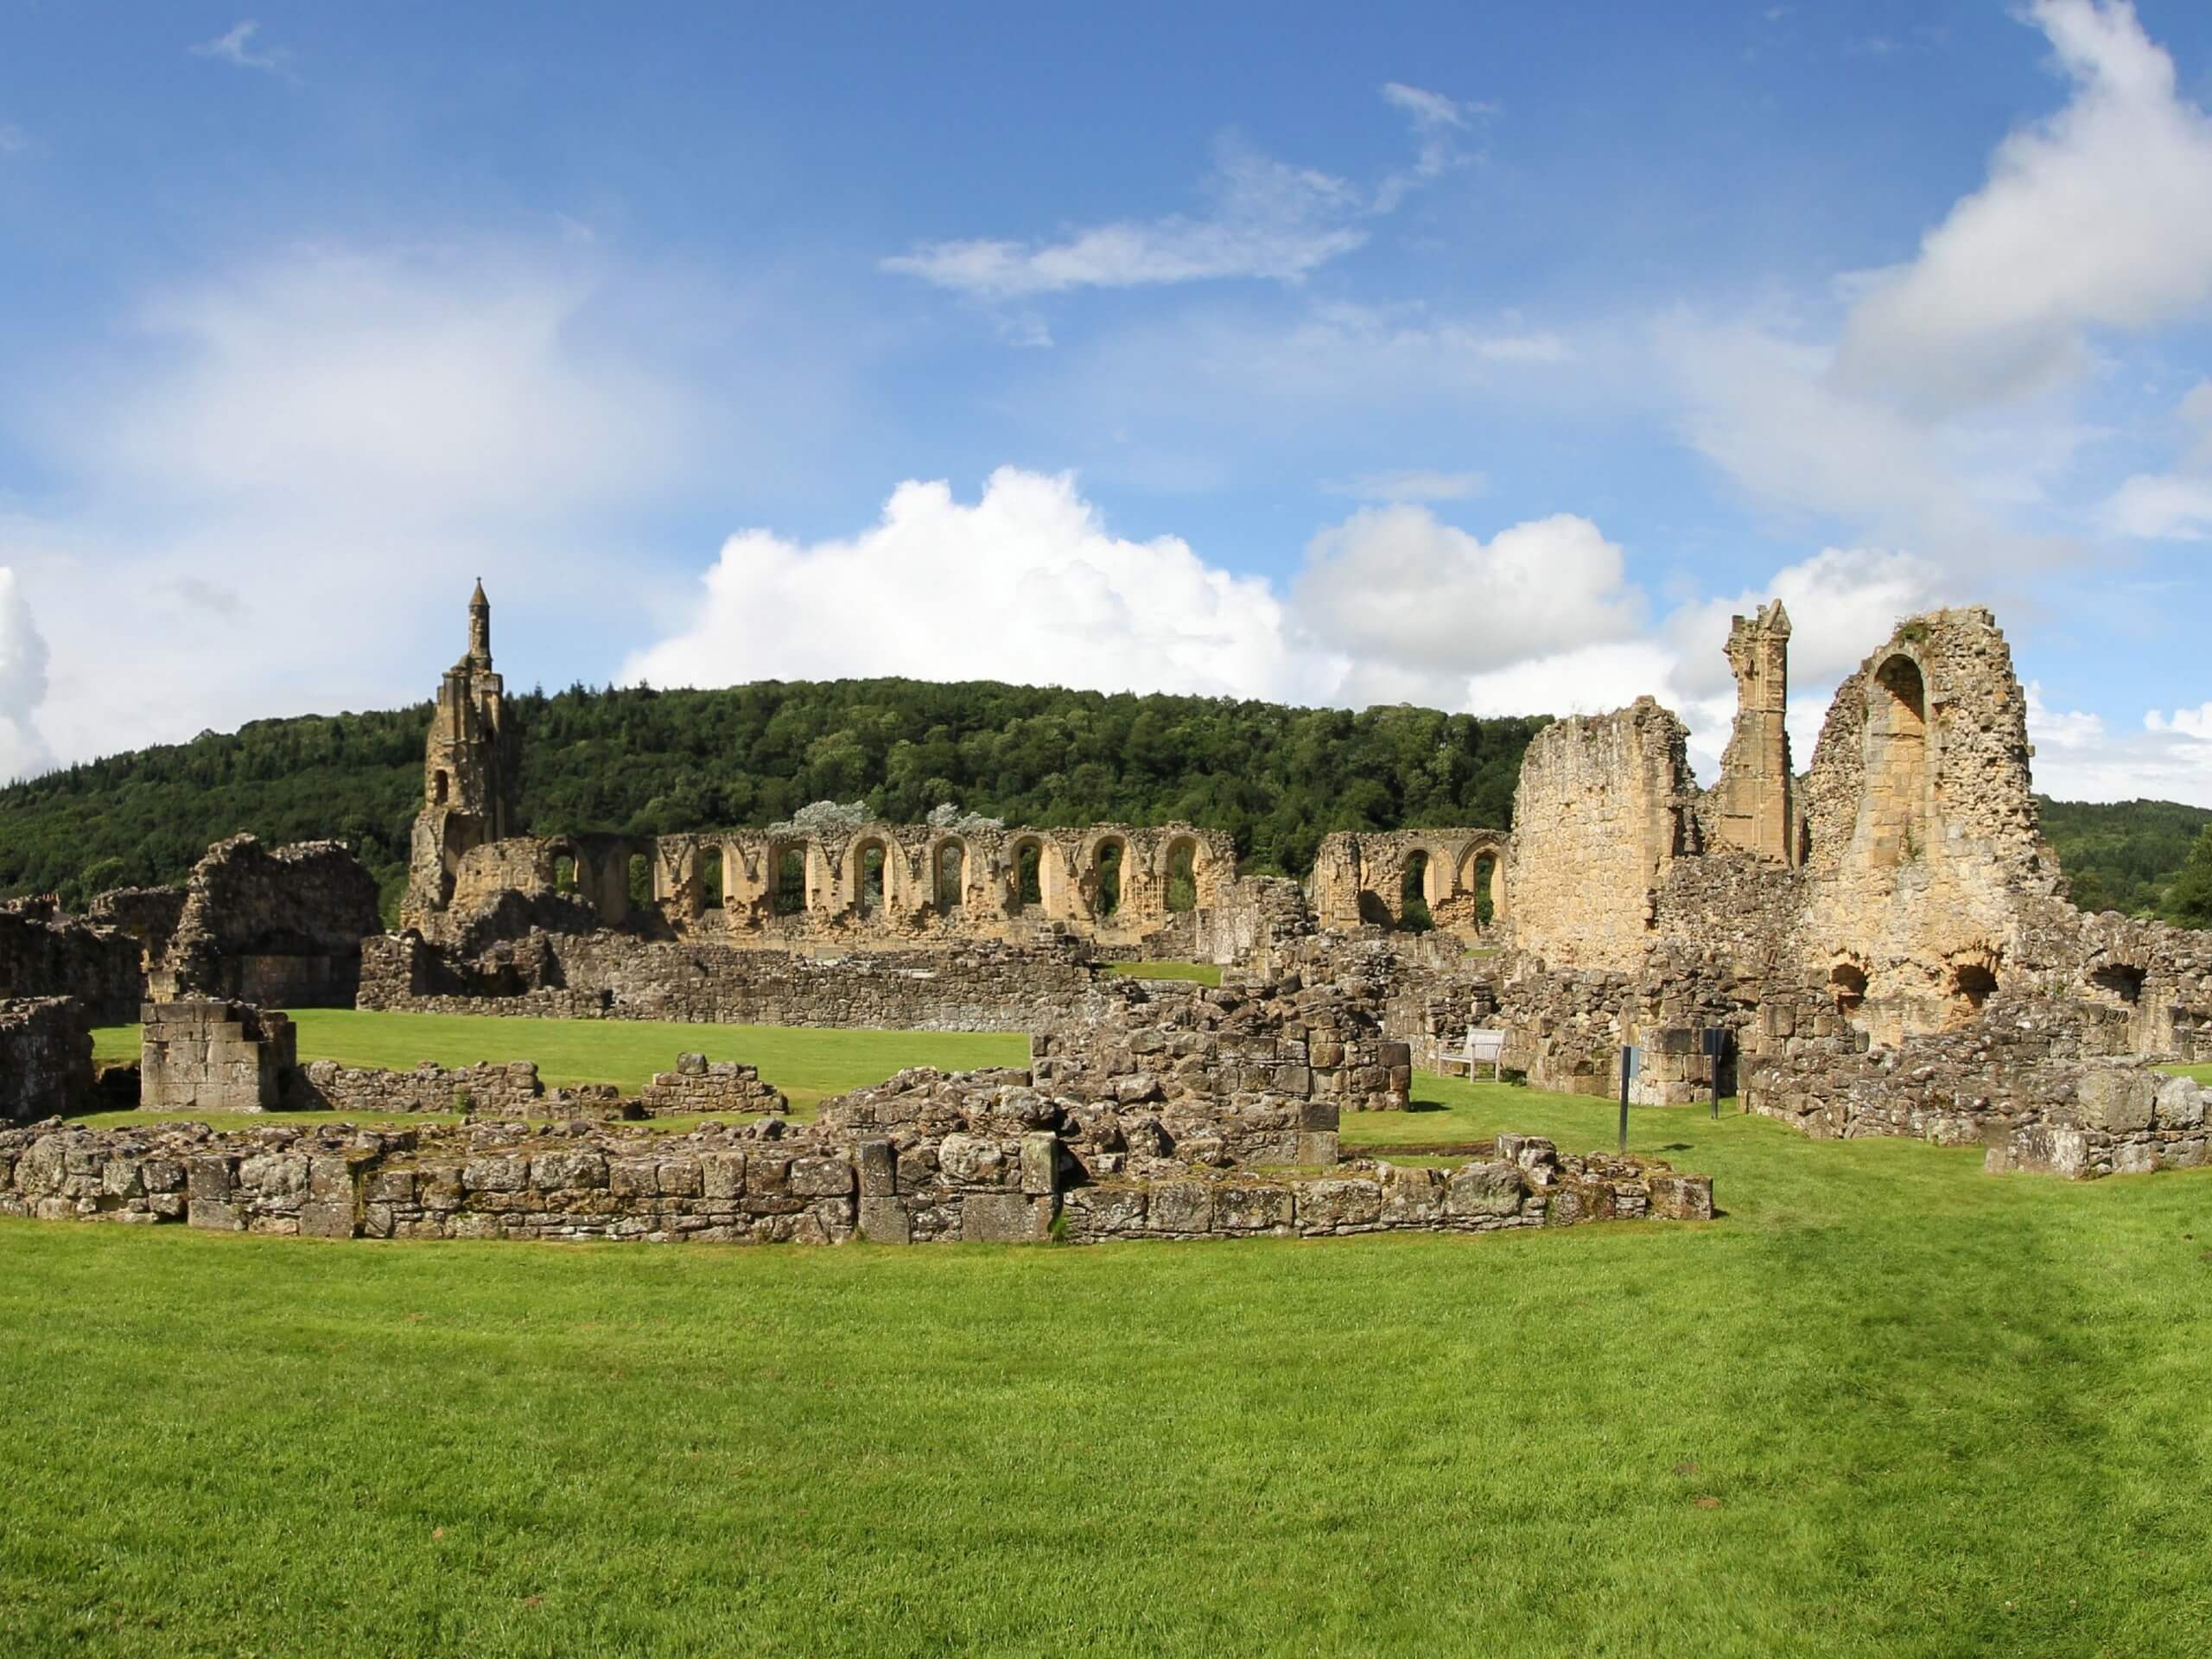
<box><xmin>637</xmin><ymin>1055</ymin><xmax>786</xmax><ymax>1117</ymax></box>
<box><xmin>0</xmin><ymin>997</ymin><xmax>93</xmax><ymax>1124</ymax></box>
<box><xmin>0</xmin><ymin>1116</ymin><xmax>1712</xmax><ymax>1246</ymax></box>
<box><xmin>359</xmin><ymin>931</ymin><xmax>1113</xmax><ymax>1032</ymax></box>
<box><xmin>278</xmin><ymin>1058</ymin><xmax>629</xmax><ymax>1120</ymax></box>
<box><xmin>1984</xmin><ymin>1070</ymin><xmax>2210</xmax><ymax>1180</ymax></box>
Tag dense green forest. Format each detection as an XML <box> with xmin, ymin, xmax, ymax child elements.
<box><xmin>0</xmin><ymin>679</ymin><xmax>1546</xmax><ymax>917</ymax></box>
<box><xmin>2035</xmin><ymin>797</ymin><xmax>2212</xmax><ymax>921</ymax></box>
<box><xmin>4</xmin><ymin>677</ymin><xmax>2208</xmax><ymax>929</ymax></box>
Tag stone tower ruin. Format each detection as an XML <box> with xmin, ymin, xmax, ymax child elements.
<box><xmin>402</xmin><ymin>582</ymin><xmax>519</xmax><ymax>931</ymax></box>
<box><xmin>1711</xmin><ymin>599</ymin><xmax>1796</xmax><ymax>864</ymax></box>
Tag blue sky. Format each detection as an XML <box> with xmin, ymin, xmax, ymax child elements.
<box><xmin>4</xmin><ymin>2</ymin><xmax>2212</xmax><ymax>801</ymax></box>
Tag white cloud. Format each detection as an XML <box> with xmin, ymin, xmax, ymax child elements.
<box><xmin>2024</xmin><ymin>683</ymin><xmax>2212</xmax><ymax>806</ymax></box>
<box><xmin>3</xmin><ymin>239</ymin><xmax>725</xmax><ymax>765</ymax></box>
<box><xmin>883</xmin><ymin>85</ymin><xmax>1484</xmax><ymax>302</ymax></box>
<box><xmin>624</xmin><ymin>468</ymin><xmax>1309</xmax><ymax>703</ymax></box>
<box><xmin>0</xmin><ymin>569</ymin><xmax>52</xmax><ymax>781</ymax></box>
<box><xmin>55</xmin><ymin>243</ymin><xmax>701</xmax><ymax>519</ymax></box>
<box><xmin>1837</xmin><ymin>0</ymin><xmax>2212</xmax><ymax>412</ymax></box>
<box><xmin>1325</xmin><ymin>468</ymin><xmax>1486</xmax><ymax>503</ymax></box>
<box><xmin>1292</xmin><ymin>507</ymin><xmax>1643</xmax><ymax>705</ymax></box>
<box><xmin>2102</xmin><ymin>378</ymin><xmax>2212</xmax><ymax>538</ymax></box>
<box><xmin>191</xmin><ymin>20</ymin><xmax>292</xmax><ymax>75</ymax></box>
<box><xmin>0</xmin><ymin>124</ymin><xmax>32</xmax><ymax>157</ymax></box>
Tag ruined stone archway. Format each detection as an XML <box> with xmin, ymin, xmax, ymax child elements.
<box><xmin>1865</xmin><ymin>652</ymin><xmax>1931</xmax><ymax>869</ymax></box>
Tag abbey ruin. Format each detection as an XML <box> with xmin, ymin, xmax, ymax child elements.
<box><xmin>4</xmin><ymin>578</ymin><xmax>2211</xmax><ymax>1248</ymax></box>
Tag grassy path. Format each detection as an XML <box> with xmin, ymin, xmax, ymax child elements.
<box><xmin>4</xmin><ymin>1067</ymin><xmax>2211</xmax><ymax>1655</ymax></box>
<box><xmin>90</xmin><ymin>1009</ymin><xmax>1027</xmax><ymax>1118</ymax></box>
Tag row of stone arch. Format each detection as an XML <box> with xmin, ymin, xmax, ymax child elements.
<box><xmin>525</xmin><ymin>823</ymin><xmax>1229</xmax><ymax>935</ymax></box>
<box><xmin>1311</xmin><ymin>830</ymin><xmax>1510</xmax><ymax>937</ymax></box>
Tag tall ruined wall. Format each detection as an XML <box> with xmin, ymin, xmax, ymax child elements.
<box><xmin>1707</xmin><ymin>601</ymin><xmax>1797</xmax><ymax>863</ymax></box>
<box><xmin>1504</xmin><ymin>697</ymin><xmax>1699</xmax><ymax>973</ymax></box>
<box><xmin>153</xmin><ymin>836</ymin><xmax>382</xmax><ymax>1007</ymax></box>
<box><xmin>1797</xmin><ymin>609</ymin><xmax>2060</xmax><ymax>1042</ymax></box>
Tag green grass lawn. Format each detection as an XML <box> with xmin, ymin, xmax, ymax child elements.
<box><xmin>86</xmin><ymin>1010</ymin><xmax>1027</xmax><ymax>1122</ymax></box>
<box><xmin>4</xmin><ymin>1061</ymin><xmax>2210</xmax><ymax>1656</ymax></box>
<box><xmin>1104</xmin><ymin>958</ymin><xmax>1224</xmax><ymax>985</ymax></box>
<box><xmin>2164</xmin><ymin>1061</ymin><xmax>2212</xmax><ymax>1085</ymax></box>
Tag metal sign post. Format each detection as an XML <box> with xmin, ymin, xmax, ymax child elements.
<box><xmin>1618</xmin><ymin>1044</ymin><xmax>1641</xmax><ymax>1155</ymax></box>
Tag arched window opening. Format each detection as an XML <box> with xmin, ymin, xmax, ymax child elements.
<box><xmin>772</xmin><ymin>846</ymin><xmax>804</xmax><ymax>915</ymax></box>
<box><xmin>628</xmin><ymin>852</ymin><xmax>652</xmax><ymax>912</ymax></box>
<box><xmin>553</xmin><ymin>854</ymin><xmax>578</xmax><ymax>893</ymax></box>
<box><xmin>699</xmin><ymin>846</ymin><xmax>725</xmax><ymax>911</ymax></box>
<box><xmin>1400</xmin><ymin>851</ymin><xmax>1433</xmax><ymax>932</ymax></box>
<box><xmin>1095</xmin><ymin>841</ymin><xmax>1124</xmax><ymax>918</ymax></box>
<box><xmin>1866</xmin><ymin>654</ymin><xmax>1929</xmax><ymax>868</ymax></box>
<box><xmin>432</xmin><ymin>771</ymin><xmax>449</xmax><ymax>804</ymax></box>
<box><xmin>858</xmin><ymin>842</ymin><xmax>887</xmax><ymax>917</ymax></box>
<box><xmin>936</xmin><ymin>842</ymin><xmax>965</xmax><ymax>912</ymax></box>
<box><xmin>1165</xmin><ymin>842</ymin><xmax>1198</xmax><ymax>913</ymax></box>
<box><xmin>1951</xmin><ymin>962</ymin><xmax>1998</xmax><ymax>1018</ymax></box>
<box><xmin>2091</xmin><ymin>963</ymin><xmax>2146</xmax><ymax>1005</ymax></box>
<box><xmin>1016</xmin><ymin>842</ymin><xmax>1043</xmax><ymax>908</ymax></box>
<box><xmin>1831</xmin><ymin>963</ymin><xmax>1868</xmax><ymax>1017</ymax></box>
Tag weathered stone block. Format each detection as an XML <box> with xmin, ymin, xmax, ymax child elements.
<box><xmin>299</xmin><ymin>1200</ymin><xmax>356</xmax><ymax>1238</ymax></box>
<box><xmin>2155</xmin><ymin>1075</ymin><xmax>2205</xmax><ymax>1129</ymax></box>
<box><xmin>1147</xmin><ymin>1181</ymin><xmax>1213</xmax><ymax>1235</ymax></box>
<box><xmin>699</xmin><ymin>1150</ymin><xmax>747</xmax><ymax>1199</ymax></box>
<box><xmin>961</xmin><ymin>1191</ymin><xmax>1045</xmax><ymax>1243</ymax></box>
<box><xmin>1216</xmin><ymin>1183</ymin><xmax>1294</xmax><ymax>1233</ymax></box>
<box><xmin>1445</xmin><ymin>1161</ymin><xmax>1525</xmax><ymax>1217</ymax></box>
<box><xmin>856</xmin><ymin>1139</ymin><xmax>897</xmax><ymax>1197</ymax></box>
<box><xmin>1298</xmin><ymin>1178</ymin><xmax>1382</xmax><ymax>1233</ymax></box>
<box><xmin>1020</xmin><ymin>1131</ymin><xmax>1059</xmax><ymax>1197</ymax></box>
<box><xmin>2079</xmin><ymin>1070</ymin><xmax>2157</xmax><ymax>1134</ymax></box>
<box><xmin>461</xmin><ymin>1154</ymin><xmax>528</xmax><ymax>1192</ymax></box>
<box><xmin>790</xmin><ymin>1156</ymin><xmax>855</xmax><ymax>1198</ymax></box>
<box><xmin>858</xmin><ymin>1196</ymin><xmax>912</xmax><ymax>1244</ymax></box>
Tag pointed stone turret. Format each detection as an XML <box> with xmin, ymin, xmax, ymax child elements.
<box><xmin>400</xmin><ymin>584</ymin><xmax>520</xmax><ymax>933</ymax></box>
<box><xmin>1713</xmin><ymin>598</ymin><xmax>1797</xmax><ymax>864</ymax></box>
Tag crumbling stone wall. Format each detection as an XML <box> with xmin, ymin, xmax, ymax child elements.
<box><xmin>0</xmin><ymin>1116</ymin><xmax>1711</xmax><ymax>1245</ymax></box>
<box><xmin>637</xmin><ymin>1055</ymin><xmax>787</xmax><ymax>1117</ymax></box>
<box><xmin>150</xmin><ymin>835</ymin><xmax>382</xmax><ymax>1007</ymax></box>
<box><xmin>1309</xmin><ymin>830</ymin><xmax>1509</xmax><ymax>938</ymax></box>
<box><xmin>1504</xmin><ymin>698</ymin><xmax>1700</xmax><ymax>973</ymax></box>
<box><xmin>1707</xmin><ymin>601</ymin><xmax>1798</xmax><ymax>863</ymax></box>
<box><xmin>0</xmin><ymin>904</ymin><xmax>144</xmax><ymax>1023</ymax></box>
<box><xmin>140</xmin><ymin>1001</ymin><xmax>296</xmax><ymax>1114</ymax></box>
<box><xmin>0</xmin><ymin>997</ymin><xmax>94</xmax><ymax>1123</ymax></box>
<box><xmin>359</xmin><ymin>931</ymin><xmax>1115</xmax><ymax>1032</ymax></box>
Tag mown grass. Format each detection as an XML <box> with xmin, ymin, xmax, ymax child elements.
<box><xmin>4</xmin><ymin>1055</ymin><xmax>2211</xmax><ymax>1656</ymax></box>
<box><xmin>1103</xmin><ymin>959</ymin><xmax>1224</xmax><ymax>985</ymax></box>
<box><xmin>87</xmin><ymin>1010</ymin><xmax>1027</xmax><ymax>1120</ymax></box>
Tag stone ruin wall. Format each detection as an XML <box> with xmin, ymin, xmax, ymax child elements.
<box><xmin>1308</xmin><ymin>829</ymin><xmax>1509</xmax><ymax>937</ymax></box>
<box><xmin>148</xmin><ymin>835</ymin><xmax>382</xmax><ymax>1007</ymax></box>
<box><xmin>358</xmin><ymin>931</ymin><xmax>1116</xmax><ymax>1033</ymax></box>
<box><xmin>0</xmin><ymin>901</ymin><xmax>143</xmax><ymax>1023</ymax></box>
<box><xmin>0</xmin><ymin>1112</ymin><xmax>1709</xmax><ymax>1248</ymax></box>
<box><xmin>410</xmin><ymin>818</ymin><xmax>1240</xmax><ymax>962</ymax></box>
<box><xmin>1503</xmin><ymin>697</ymin><xmax>1700</xmax><ymax>975</ymax></box>
<box><xmin>0</xmin><ymin>996</ymin><xmax>94</xmax><ymax>1125</ymax></box>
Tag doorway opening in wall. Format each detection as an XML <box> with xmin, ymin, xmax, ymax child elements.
<box><xmin>433</xmin><ymin>772</ymin><xmax>449</xmax><ymax>804</ymax></box>
<box><xmin>1016</xmin><ymin>842</ymin><xmax>1043</xmax><ymax>908</ymax></box>
<box><xmin>1470</xmin><ymin>852</ymin><xmax>1498</xmax><ymax>928</ymax></box>
<box><xmin>935</xmin><ymin>842</ymin><xmax>964</xmax><ymax>912</ymax></box>
<box><xmin>1096</xmin><ymin>841</ymin><xmax>1124</xmax><ymax>918</ymax></box>
<box><xmin>1165</xmin><ymin>841</ymin><xmax>1198</xmax><ymax>913</ymax></box>
<box><xmin>1831</xmin><ymin>962</ymin><xmax>1868</xmax><ymax>1018</ymax></box>
<box><xmin>699</xmin><ymin>847</ymin><xmax>725</xmax><ymax>911</ymax></box>
<box><xmin>772</xmin><ymin>846</ymin><xmax>804</xmax><ymax>915</ymax></box>
<box><xmin>858</xmin><ymin>842</ymin><xmax>887</xmax><ymax>917</ymax></box>
<box><xmin>628</xmin><ymin>853</ymin><xmax>652</xmax><ymax>913</ymax></box>
<box><xmin>1400</xmin><ymin>851</ymin><xmax>1433</xmax><ymax>932</ymax></box>
<box><xmin>553</xmin><ymin>854</ymin><xmax>577</xmax><ymax>894</ymax></box>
